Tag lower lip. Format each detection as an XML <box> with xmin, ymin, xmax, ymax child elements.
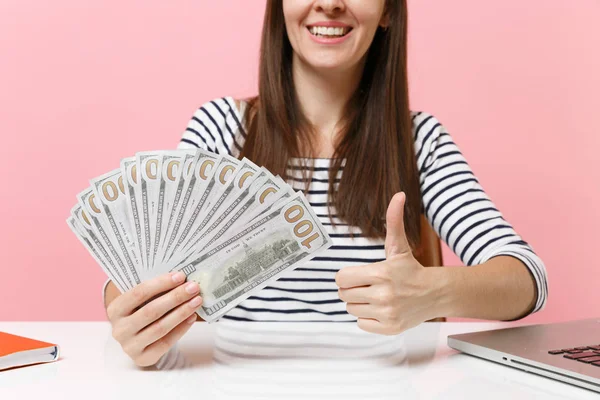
<box><xmin>306</xmin><ymin>27</ymin><xmax>352</xmax><ymax>45</ymax></box>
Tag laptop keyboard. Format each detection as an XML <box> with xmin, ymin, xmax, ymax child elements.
<box><xmin>548</xmin><ymin>345</ymin><xmax>600</xmax><ymax>366</ymax></box>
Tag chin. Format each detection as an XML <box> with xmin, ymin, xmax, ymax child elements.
<box><xmin>304</xmin><ymin>56</ymin><xmax>353</xmax><ymax>72</ymax></box>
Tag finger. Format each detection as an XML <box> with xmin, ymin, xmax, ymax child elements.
<box><xmin>335</xmin><ymin>263</ymin><xmax>383</xmax><ymax>289</ymax></box>
<box><xmin>385</xmin><ymin>192</ymin><xmax>412</xmax><ymax>258</ymax></box>
<box><xmin>137</xmin><ymin>295</ymin><xmax>203</xmax><ymax>347</ymax></box>
<box><xmin>109</xmin><ymin>271</ymin><xmax>187</xmax><ymax>319</ymax></box>
<box><xmin>357</xmin><ymin>318</ymin><xmax>388</xmax><ymax>335</ymax></box>
<box><xmin>346</xmin><ymin>303</ymin><xmax>378</xmax><ymax>319</ymax></box>
<box><xmin>129</xmin><ymin>281</ymin><xmax>201</xmax><ymax>333</ymax></box>
<box><xmin>338</xmin><ymin>286</ymin><xmax>373</xmax><ymax>303</ymax></box>
<box><xmin>136</xmin><ymin>313</ymin><xmax>197</xmax><ymax>367</ymax></box>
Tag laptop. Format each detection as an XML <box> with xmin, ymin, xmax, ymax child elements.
<box><xmin>447</xmin><ymin>318</ymin><xmax>600</xmax><ymax>393</ymax></box>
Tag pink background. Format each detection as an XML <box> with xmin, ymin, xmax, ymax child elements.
<box><xmin>0</xmin><ymin>0</ymin><xmax>598</xmax><ymax>322</ymax></box>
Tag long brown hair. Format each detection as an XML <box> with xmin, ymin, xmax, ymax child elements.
<box><xmin>240</xmin><ymin>0</ymin><xmax>421</xmax><ymax>249</ymax></box>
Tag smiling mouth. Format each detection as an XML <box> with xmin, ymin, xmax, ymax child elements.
<box><xmin>307</xmin><ymin>26</ymin><xmax>353</xmax><ymax>38</ymax></box>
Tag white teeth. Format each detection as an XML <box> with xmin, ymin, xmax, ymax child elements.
<box><xmin>309</xmin><ymin>26</ymin><xmax>349</xmax><ymax>37</ymax></box>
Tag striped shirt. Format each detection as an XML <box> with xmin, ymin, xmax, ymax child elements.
<box><xmin>178</xmin><ymin>96</ymin><xmax>548</xmax><ymax>321</ymax></box>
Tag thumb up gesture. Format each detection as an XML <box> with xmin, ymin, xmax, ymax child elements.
<box><xmin>336</xmin><ymin>192</ymin><xmax>445</xmax><ymax>335</ymax></box>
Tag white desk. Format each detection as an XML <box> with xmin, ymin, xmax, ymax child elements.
<box><xmin>0</xmin><ymin>321</ymin><xmax>597</xmax><ymax>399</ymax></box>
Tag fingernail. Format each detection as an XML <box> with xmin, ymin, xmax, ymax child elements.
<box><xmin>190</xmin><ymin>296</ymin><xmax>202</xmax><ymax>307</ymax></box>
<box><xmin>187</xmin><ymin>314</ymin><xmax>196</xmax><ymax>324</ymax></box>
<box><xmin>185</xmin><ymin>282</ymin><xmax>199</xmax><ymax>294</ymax></box>
<box><xmin>172</xmin><ymin>271</ymin><xmax>185</xmax><ymax>283</ymax></box>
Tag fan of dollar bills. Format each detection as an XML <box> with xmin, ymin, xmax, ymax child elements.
<box><xmin>67</xmin><ymin>149</ymin><xmax>333</xmax><ymax>322</ymax></box>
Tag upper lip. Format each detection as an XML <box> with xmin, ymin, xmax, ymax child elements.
<box><xmin>306</xmin><ymin>21</ymin><xmax>352</xmax><ymax>28</ymax></box>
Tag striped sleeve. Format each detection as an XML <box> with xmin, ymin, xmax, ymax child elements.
<box><xmin>177</xmin><ymin>97</ymin><xmax>244</xmax><ymax>155</ymax></box>
<box><xmin>412</xmin><ymin>111</ymin><xmax>548</xmax><ymax>315</ymax></box>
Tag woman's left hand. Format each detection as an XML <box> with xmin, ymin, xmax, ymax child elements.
<box><xmin>335</xmin><ymin>192</ymin><xmax>446</xmax><ymax>335</ymax></box>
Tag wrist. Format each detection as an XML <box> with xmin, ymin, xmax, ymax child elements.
<box><xmin>423</xmin><ymin>266</ymin><xmax>457</xmax><ymax>319</ymax></box>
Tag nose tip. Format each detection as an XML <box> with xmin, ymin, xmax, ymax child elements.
<box><xmin>314</xmin><ymin>0</ymin><xmax>346</xmax><ymax>14</ymax></box>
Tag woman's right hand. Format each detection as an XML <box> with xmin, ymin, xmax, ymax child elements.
<box><xmin>106</xmin><ymin>271</ymin><xmax>202</xmax><ymax>367</ymax></box>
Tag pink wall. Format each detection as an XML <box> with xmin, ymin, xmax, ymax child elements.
<box><xmin>0</xmin><ymin>1</ymin><xmax>598</xmax><ymax>322</ymax></box>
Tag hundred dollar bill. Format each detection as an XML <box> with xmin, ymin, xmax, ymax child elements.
<box><xmin>244</xmin><ymin>184</ymin><xmax>295</xmax><ymax>225</ymax></box>
<box><xmin>77</xmin><ymin>188</ymin><xmax>136</xmax><ymax>288</ymax></box>
<box><xmin>67</xmin><ymin>215</ymin><xmax>126</xmax><ymax>293</ymax></box>
<box><xmin>154</xmin><ymin>150</ymin><xmax>197</xmax><ymax>268</ymax></box>
<box><xmin>160</xmin><ymin>150</ymin><xmax>222</xmax><ymax>265</ymax></box>
<box><xmin>164</xmin><ymin>154</ymin><xmax>240</xmax><ymax>264</ymax></box>
<box><xmin>180</xmin><ymin>152</ymin><xmax>222</xmax><ymax>223</ymax></box>
<box><xmin>90</xmin><ymin>169</ymin><xmax>143</xmax><ymax>272</ymax></box>
<box><xmin>172</xmin><ymin>192</ymin><xmax>333</xmax><ymax>322</ymax></box>
<box><xmin>69</xmin><ymin>205</ymin><xmax>128</xmax><ymax>292</ymax></box>
<box><xmin>120</xmin><ymin>157</ymin><xmax>146</xmax><ymax>269</ymax></box>
<box><xmin>215</xmin><ymin>177</ymin><xmax>294</xmax><ymax>240</ymax></box>
<box><xmin>179</xmin><ymin>168</ymin><xmax>291</xmax><ymax>260</ymax></box>
<box><xmin>182</xmin><ymin>154</ymin><xmax>241</xmax><ymax>223</ymax></box>
<box><xmin>136</xmin><ymin>152</ymin><xmax>164</xmax><ymax>269</ymax></box>
<box><xmin>179</xmin><ymin>158</ymin><xmax>261</xmax><ymax>255</ymax></box>
<box><xmin>151</xmin><ymin>152</ymin><xmax>188</xmax><ymax>270</ymax></box>
<box><xmin>71</xmin><ymin>204</ymin><xmax>130</xmax><ymax>289</ymax></box>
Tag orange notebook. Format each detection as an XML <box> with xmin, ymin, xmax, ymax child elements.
<box><xmin>0</xmin><ymin>332</ymin><xmax>60</xmax><ymax>371</ymax></box>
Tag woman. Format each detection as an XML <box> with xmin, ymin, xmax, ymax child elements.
<box><xmin>104</xmin><ymin>0</ymin><xmax>548</xmax><ymax>367</ymax></box>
